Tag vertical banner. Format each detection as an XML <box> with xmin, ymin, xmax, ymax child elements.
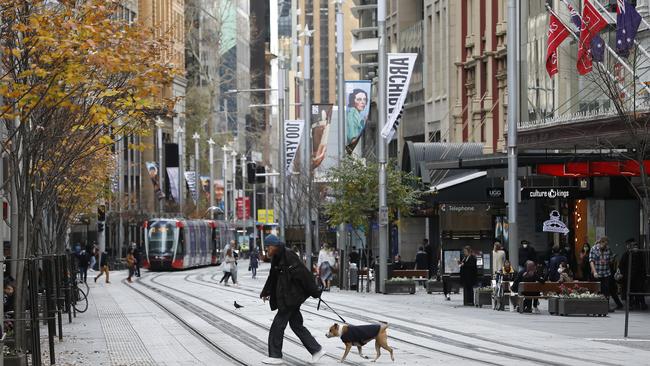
<box><xmin>200</xmin><ymin>176</ymin><xmax>210</xmax><ymax>200</ymax></box>
<box><xmin>184</xmin><ymin>171</ymin><xmax>198</xmax><ymax>204</ymax></box>
<box><xmin>145</xmin><ymin>162</ymin><xmax>165</xmax><ymax>199</ymax></box>
<box><xmin>345</xmin><ymin>80</ymin><xmax>372</xmax><ymax>154</ymax></box>
<box><xmin>214</xmin><ymin>179</ymin><xmax>225</xmax><ymax>211</ymax></box>
<box><xmin>381</xmin><ymin>53</ymin><xmax>418</xmax><ymax>142</ymax></box>
<box><xmin>284</xmin><ymin>119</ymin><xmax>305</xmax><ymax>176</ymax></box>
<box><xmin>311</xmin><ymin>104</ymin><xmax>333</xmax><ymax>171</ymax></box>
<box><xmin>166</xmin><ymin>167</ymin><xmax>180</xmax><ymax>203</ymax></box>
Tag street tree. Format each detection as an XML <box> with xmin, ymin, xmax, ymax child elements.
<box><xmin>323</xmin><ymin>156</ymin><xmax>421</xmax><ymax>235</ymax></box>
<box><xmin>0</xmin><ymin>0</ymin><xmax>176</xmax><ymax>349</ymax></box>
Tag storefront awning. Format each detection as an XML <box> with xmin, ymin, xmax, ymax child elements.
<box><xmin>429</xmin><ymin>171</ymin><xmax>487</xmax><ymax>192</ymax></box>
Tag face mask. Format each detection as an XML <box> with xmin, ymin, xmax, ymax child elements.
<box><xmin>558</xmin><ymin>268</ymin><xmax>564</xmax><ymax>273</ymax></box>
<box><xmin>522</xmin><ymin>244</ymin><xmax>528</xmax><ymax>248</ymax></box>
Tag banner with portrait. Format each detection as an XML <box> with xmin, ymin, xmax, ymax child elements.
<box><xmin>310</xmin><ymin>104</ymin><xmax>333</xmax><ymax>171</ymax></box>
<box><xmin>145</xmin><ymin>162</ymin><xmax>165</xmax><ymax>199</ymax></box>
<box><xmin>345</xmin><ymin>80</ymin><xmax>372</xmax><ymax>154</ymax></box>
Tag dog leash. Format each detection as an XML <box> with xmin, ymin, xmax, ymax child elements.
<box><xmin>317</xmin><ymin>297</ymin><xmax>347</xmax><ymax>324</ymax></box>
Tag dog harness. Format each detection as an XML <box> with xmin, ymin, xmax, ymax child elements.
<box><xmin>340</xmin><ymin>324</ymin><xmax>381</xmax><ymax>345</ymax></box>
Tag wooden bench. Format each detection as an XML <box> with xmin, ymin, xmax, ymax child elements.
<box><xmin>516</xmin><ymin>281</ymin><xmax>601</xmax><ymax>313</ymax></box>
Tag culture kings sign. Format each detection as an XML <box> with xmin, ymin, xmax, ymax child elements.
<box><xmin>380</xmin><ymin>53</ymin><xmax>418</xmax><ymax>142</ymax></box>
<box><xmin>284</xmin><ymin>120</ymin><xmax>305</xmax><ymax>176</ymax></box>
<box><xmin>521</xmin><ymin>187</ymin><xmax>584</xmax><ymax>200</ymax></box>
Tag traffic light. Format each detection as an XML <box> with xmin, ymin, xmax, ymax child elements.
<box><xmin>97</xmin><ymin>204</ymin><xmax>106</xmax><ymax>221</ymax></box>
<box><xmin>97</xmin><ymin>222</ymin><xmax>105</xmax><ymax>233</ymax></box>
<box><xmin>247</xmin><ymin>162</ymin><xmax>257</xmax><ymax>184</ymax></box>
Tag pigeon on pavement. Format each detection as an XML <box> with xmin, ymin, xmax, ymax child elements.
<box><xmin>234</xmin><ymin>301</ymin><xmax>244</xmax><ymax>309</ymax></box>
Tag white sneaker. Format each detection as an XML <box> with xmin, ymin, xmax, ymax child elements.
<box><xmin>310</xmin><ymin>348</ymin><xmax>326</xmax><ymax>364</ymax></box>
<box><xmin>533</xmin><ymin>307</ymin><xmax>541</xmax><ymax>314</ymax></box>
<box><xmin>262</xmin><ymin>357</ymin><xmax>284</xmax><ymax>365</ymax></box>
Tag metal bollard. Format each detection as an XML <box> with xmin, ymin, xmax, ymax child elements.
<box><xmin>53</xmin><ymin>256</ymin><xmax>63</xmax><ymax>340</ymax></box>
<box><xmin>43</xmin><ymin>255</ymin><xmax>56</xmax><ymax>364</ymax></box>
<box><xmin>28</xmin><ymin>258</ymin><xmax>42</xmax><ymax>366</ymax></box>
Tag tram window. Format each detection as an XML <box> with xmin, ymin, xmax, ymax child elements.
<box><xmin>148</xmin><ymin>222</ymin><xmax>174</xmax><ymax>255</ymax></box>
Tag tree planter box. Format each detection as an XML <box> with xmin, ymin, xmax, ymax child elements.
<box><xmin>426</xmin><ymin>280</ymin><xmax>444</xmax><ymax>294</ymax></box>
<box><xmin>548</xmin><ymin>297</ymin><xmax>559</xmax><ymax>315</ymax></box>
<box><xmin>5</xmin><ymin>353</ymin><xmax>27</xmax><ymax>366</ymax></box>
<box><xmin>557</xmin><ymin>298</ymin><xmax>609</xmax><ymax>316</ymax></box>
<box><xmin>474</xmin><ymin>289</ymin><xmax>493</xmax><ymax>308</ymax></box>
<box><xmin>384</xmin><ymin>281</ymin><xmax>416</xmax><ymax>294</ymax></box>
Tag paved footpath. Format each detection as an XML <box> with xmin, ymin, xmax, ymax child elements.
<box><xmin>40</xmin><ymin>264</ymin><xmax>650</xmax><ymax>365</ymax></box>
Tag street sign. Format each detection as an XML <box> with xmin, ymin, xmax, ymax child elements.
<box><xmin>521</xmin><ymin>187</ymin><xmax>585</xmax><ymax>200</ymax></box>
<box><xmin>378</xmin><ymin>206</ymin><xmax>389</xmax><ymax>226</ymax></box>
<box><xmin>236</xmin><ymin>197</ymin><xmax>251</xmax><ymax>219</ymax></box>
<box><xmin>257</xmin><ymin>209</ymin><xmax>274</xmax><ymax>224</ymax></box>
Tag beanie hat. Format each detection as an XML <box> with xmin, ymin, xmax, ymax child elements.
<box><xmin>264</xmin><ymin>234</ymin><xmax>285</xmax><ymax>247</ymax></box>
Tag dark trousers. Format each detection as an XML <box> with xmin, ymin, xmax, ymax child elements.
<box><xmin>251</xmin><ymin>267</ymin><xmax>257</xmax><ymax>278</ymax></box>
<box><xmin>268</xmin><ymin>306</ymin><xmax>321</xmax><ymax>358</ymax></box>
<box><xmin>79</xmin><ymin>266</ymin><xmax>88</xmax><ymax>283</ymax></box>
<box><xmin>220</xmin><ymin>272</ymin><xmax>231</xmax><ymax>284</ymax></box>
<box><xmin>463</xmin><ymin>284</ymin><xmax>474</xmax><ymax>305</ymax></box>
<box><xmin>608</xmin><ymin>275</ymin><xmax>623</xmax><ymax>307</ymax></box>
<box><xmin>135</xmin><ymin>262</ymin><xmax>141</xmax><ymax>277</ymax></box>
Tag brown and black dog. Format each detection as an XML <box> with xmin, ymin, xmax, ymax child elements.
<box><xmin>326</xmin><ymin>322</ymin><xmax>394</xmax><ymax>363</ymax></box>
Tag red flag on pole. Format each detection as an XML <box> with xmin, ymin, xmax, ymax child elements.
<box><xmin>577</xmin><ymin>0</ymin><xmax>608</xmax><ymax>75</ymax></box>
<box><xmin>546</xmin><ymin>13</ymin><xmax>570</xmax><ymax>77</ymax></box>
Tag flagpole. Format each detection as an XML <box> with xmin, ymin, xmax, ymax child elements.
<box><xmin>547</xmin><ymin>5</ymin><xmax>628</xmax><ymax>97</ymax></box>
<box><xmin>592</xmin><ymin>0</ymin><xmax>650</xmax><ymax>62</ymax></box>
<box><xmin>561</xmin><ymin>0</ymin><xmax>650</xmax><ymax>94</ymax></box>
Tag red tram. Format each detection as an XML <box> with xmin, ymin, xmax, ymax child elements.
<box><xmin>143</xmin><ymin>218</ymin><xmax>233</xmax><ymax>270</ymax></box>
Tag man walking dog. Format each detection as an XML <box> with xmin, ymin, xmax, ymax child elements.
<box><xmin>260</xmin><ymin>234</ymin><xmax>326</xmax><ymax>365</ymax></box>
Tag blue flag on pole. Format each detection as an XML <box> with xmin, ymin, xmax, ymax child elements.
<box><xmin>616</xmin><ymin>0</ymin><xmax>642</xmax><ymax>57</ymax></box>
<box><xmin>591</xmin><ymin>35</ymin><xmax>605</xmax><ymax>63</ymax></box>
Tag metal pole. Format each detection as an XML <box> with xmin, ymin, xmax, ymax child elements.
<box><xmin>336</xmin><ymin>0</ymin><xmax>348</xmax><ymax>290</ymax></box>
<box><xmin>377</xmin><ymin>0</ymin><xmax>388</xmax><ymax>294</ymax></box>
<box><xmin>223</xmin><ymin>147</ymin><xmax>229</xmax><ymax>221</ymax></box>
<box><xmin>278</xmin><ymin>63</ymin><xmax>287</xmax><ymax>241</ymax></box>
<box><xmin>208</xmin><ymin>139</ymin><xmax>215</xmax><ymax>219</ymax></box>
<box><xmin>506</xmin><ymin>0</ymin><xmax>519</xmax><ymax>268</ymax></box>
<box><xmin>264</xmin><ymin>168</ymin><xmax>269</xmax><ymax>226</ymax></box>
<box><xmin>253</xmin><ymin>183</ymin><xmax>257</xmax><ymax>253</ymax></box>
<box><xmin>302</xmin><ymin>29</ymin><xmax>313</xmax><ymax>270</ymax></box>
<box><xmin>178</xmin><ymin>127</ymin><xmax>184</xmax><ymax>215</ymax></box>
<box><xmin>118</xmin><ymin>133</ymin><xmax>125</xmax><ymax>256</ymax></box>
<box><xmin>624</xmin><ymin>249</ymin><xmax>632</xmax><ymax>337</ymax></box>
<box><xmin>241</xmin><ymin>155</ymin><xmax>247</xmax><ymax>243</ymax></box>
<box><xmin>156</xmin><ymin>118</ymin><xmax>165</xmax><ymax>215</ymax></box>
<box><xmin>231</xmin><ymin>150</ymin><xmax>237</xmax><ymax>223</ymax></box>
<box><xmin>193</xmin><ymin>133</ymin><xmax>200</xmax><ymax>217</ymax></box>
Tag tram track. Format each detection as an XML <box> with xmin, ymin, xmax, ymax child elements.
<box><xmin>122</xmin><ymin>277</ymin><xmax>250</xmax><ymax>366</ymax></box>
<box><xmin>144</xmin><ymin>274</ymin><xmax>368</xmax><ymax>366</ymax></box>
<box><xmin>194</xmin><ymin>271</ymin><xmax>615</xmax><ymax>366</ymax></box>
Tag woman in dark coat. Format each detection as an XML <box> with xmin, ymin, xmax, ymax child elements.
<box><xmin>459</xmin><ymin>246</ymin><xmax>478</xmax><ymax>306</ymax></box>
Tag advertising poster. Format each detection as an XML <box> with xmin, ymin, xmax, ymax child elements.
<box><xmin>184</xmin><ymin>171</ymin><xmax>199</xmax><ymax>204</ymax></box>
<box><xmin>166</xmin><ymin>167</ymin><xmax>180</xmax><ymax>203</ymax></box>
<box><xmin>381</xmin><ymin>53</ymin><xmax>418</xmax><ymax>141</ymax></box>
<box><xmin>310</xmin><ymin>104</ymin><xmax>333</xmax><ymax>171</ymax></box>
<box><xmin>145</xmin><ymin>162</ymin><xmax>165</xmax><ymax>199</ymax></box>
<box><xmin>345</xmin><ymin>80</ymin><xmax>372</xmax><ymax>154</ymax></box>
<box><xmin>284</xmin><ymin>120</ymin><xmax>305</xmax><ymax>175</ymax></box>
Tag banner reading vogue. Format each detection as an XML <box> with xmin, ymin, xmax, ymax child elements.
<box><xmin>311</xmin><ymin>104</ymin><xmax>333</xmax><ymax>170</ymax></box>
<box><xmin>381</xmin><ymin>53</ymin><xmax>418</xmax><ymax>142</ymax></box>
<box><xmin>184</xmin><ymin>171</ymin><xmax>199</xmax><ymax>203</ymax></box>
<box><xmin>166</xmin><ymin>167</ymin><xmax>180</xmax><ymax>203</ymax></box>
<box><xmin>284</xmin><ymin>120</ymin><xmax>305</xmax><ymax>176</ymax></box>
<box><xmin>345</xmin><ymin>80</ymin><xmax>372</xmax><ymax>154</ymax></box>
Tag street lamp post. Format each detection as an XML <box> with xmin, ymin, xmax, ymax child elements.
<box><xmin>506</xmin><ymin>0</ymin><xmax>519</xmax><ymax>267</ymax></box>
<box><xmin>177</xmin><ymin>126</ymin><xmax>184</xmax><ymax>215</ymax></box>
<box><xmin>231</xmin><ymin>150</ymin><xmax>238</xmax><ymax>224</ymax></box>
<box><xmin>208</xmin><ymin>138</ymin><xmax>215</xmax><ymax>219</ymax></box>
<box><xmin>301</xmin><ymin>25</ymin><xmax>314</xmax><ymax>270</ymax></box>
<box><xmin>193</xmin><ymin>133</ymin><xmax>200</xmax><ymax>217</ymax></box>
<box><xmin>222</xmin><ymin>146</ymin><xmax>230</xmax><ymax>220</ymax></box>
<box><xmin>155</xmin><ymin>117</ymin><xmax>165</xmax><ymax>215</ymax></box>
<box><xmin>241</xmin><ymin>154</ymin><xmax>247</xmax><ymax>248</ymax></box>
<box><xmin>278</xmin><ymin>59</ymin><xmax>287</xmax><ymax>241</ymax></box>
<box><xmin>336</xmin><ymin>0</ymin><xmax>348</xmax><ymax>289</ymax></box>
<box><xmin>377</xmin><ymin>0</ymin><xmax>388</xmax><ymax>293</ymax></box>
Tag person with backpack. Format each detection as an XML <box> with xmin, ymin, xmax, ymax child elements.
<box><xmin>260</xmin><ymin>234</ymin><xmax>325</xmax><ymax>365</ymax></box>
<box><xmin>77</xmin><ymin>250</ymin><xmax>91</xmax><ymax>283</ymax></box>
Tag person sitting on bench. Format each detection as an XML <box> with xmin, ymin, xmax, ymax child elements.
<box><xmin>511</xmin><ymin>260</ymin><xmax>545</xmax><ymax>313</ymax></box>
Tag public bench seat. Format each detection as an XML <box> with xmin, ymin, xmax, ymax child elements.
<box><xmin>392</xmin><ymin>269</ymin><xmax>429</xmax><ymax>279</ymax></box>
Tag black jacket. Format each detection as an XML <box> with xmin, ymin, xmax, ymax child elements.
<box><xmin>415</xmin><ymin>251</ymin><xmax>429</xmax><ymax>270</ymax></box>
<box><xmin>261</xmin><ymin>247</ymin><xmax>321</xmax><ymax>311</ymax></box>
<box><xmin>518</xmin><ymin>246</ymin><xmax>537</xmax><ymax>267</ymax></box>
<box><xmin>459</xmin><ymin>255</ymin><xmax>477</xmax><ymax>286</ymax></box>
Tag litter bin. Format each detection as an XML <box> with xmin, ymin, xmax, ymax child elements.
<box><xmin>349</xmin><ymin>263</ymin><xmax>358</xmax><ymax>290</ymax></box>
